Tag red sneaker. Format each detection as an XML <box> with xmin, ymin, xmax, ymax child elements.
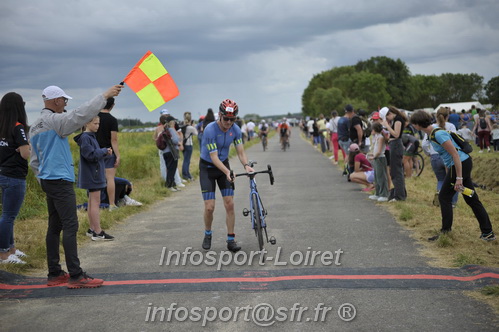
<box><xmin>67</xmin><ymin>272</ymin><xmax>104</xmax><ymax>289</ymax></box>
<box><xmin>47</xmin><ymin>271</ymin><xmax>70</xmax><ymax>286</ymax></box>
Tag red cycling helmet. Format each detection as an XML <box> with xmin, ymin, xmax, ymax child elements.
<box><xmin>219</xmin><ymin>99</ymin><xmax>238</xmax><ymax>117</ymax></box>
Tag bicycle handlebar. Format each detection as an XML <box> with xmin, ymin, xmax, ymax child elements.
<box><xmin>230</xmin><ymin>164</ymin><xmax>274</xmax><ymax>190</ymax></box>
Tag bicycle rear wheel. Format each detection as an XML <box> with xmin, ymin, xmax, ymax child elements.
<box><xmin>262</xmin><ymin>137</ymin><xmax>267</xmax><ymax>151</ymax></box>
<box><xmin>252</xmin><ymin>193</ymin><xmax>264</xmax><ymax>251</ymax></box>
<box><xmin>413</xmin><ymin>153</ymin><xmax>424</xmax><ymax>177</ymax></box>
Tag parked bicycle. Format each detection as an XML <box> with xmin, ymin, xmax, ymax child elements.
<box><xmin>230</xmin><ymin>161</ymin><xmax>276</xmax><ymax>251</ymax></box>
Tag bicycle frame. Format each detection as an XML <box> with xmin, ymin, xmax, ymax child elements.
<box><xmin>231</xmin><ymin>162</ymin><xmax>275</xmax><ymax>250</ymax></box>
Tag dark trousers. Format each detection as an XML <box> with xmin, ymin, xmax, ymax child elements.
<box><xmin>182</xmin><ymin>145</ymin><xmax>193</xmax><ymax>180</ymax></box>
<box><xmin>163</xmin><ymin>151</ymin><xmax>178</xmax><ymax>188</ymax></box>
<box><xmin>389</xmin><ymin>139</ymin><xmax>406</xmax><ymax>200</ymax></box>
<box><xmin>439</xmin><ymin>158</ymin><xmax>492</xmax><ymax>234</ymax></box>
<box><xmin>40</xmin><ymin>179</ymin><xmax>83</xmax><ymax>278</ymax></box>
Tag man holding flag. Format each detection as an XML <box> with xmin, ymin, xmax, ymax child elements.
<box><xmin>30</xmin><ymin>84</ymin><xmax>123</xmax><ymax>288</ymax></box>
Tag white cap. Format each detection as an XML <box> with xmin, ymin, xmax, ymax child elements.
<box><xmin>42</xmin><ymin>86</ymin><xmax>72</xmax><ymax>101</ymax></box>
<box><xmin>160</xmin><ymin>109</ymin><xmax>169</xmax><ymax>115</ymax></box>
<box><xmin>379</xmin><ymin>107</ymin><xmax>389</xmax><ymax>120</ymax></box>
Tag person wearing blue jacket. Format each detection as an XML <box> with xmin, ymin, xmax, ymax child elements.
<box><xmin>74</xmin><ymin>116</ymin><xmax>114</xmax><ymax>242</ymax></box>
<box><xmin>29</xmin><ymin>84</ymin><xmax>122</xmax><ymax>288</ymax></box>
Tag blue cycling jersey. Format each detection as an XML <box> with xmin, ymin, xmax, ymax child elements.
<box><xmin>200</xmin><ymin>121</ymin><xmax>243</xmax><ymax>164</ymax></box>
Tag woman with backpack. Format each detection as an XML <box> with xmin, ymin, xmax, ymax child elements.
<box><xmin>472</xmin><ymin>109</ymin><xmax>492</xmax><ymax>153</ymax></box>
<box><xmin>410</xmin><ymin>110</ymin><xmax>495</xmax><ymax>242</ymax></box>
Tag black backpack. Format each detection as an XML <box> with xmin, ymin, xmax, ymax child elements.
<box><xmin>479</xmin><ymin>117</ymin><xmax>487</xmax><ymax>129</ymax></box>
<box><xmin>430</xmin><ymin>128</ymin><xmax>473</xmax><ymax>154</ymax></box>
<box><xmin>361</xmin><ymin>118</ymin><xmax>372</xmax><ymax>137</ymax></box>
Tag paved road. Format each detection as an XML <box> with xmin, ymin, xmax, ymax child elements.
<box><xmin>1</xmin><ymin>133</ymin><xmax>498</xmax><ymax>331</ymax></box>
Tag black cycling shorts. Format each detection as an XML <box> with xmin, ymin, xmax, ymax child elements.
<box><xmin>199</xmin><ymin>159</ymin><xmax>234</xmax><ymax>200</ymax></box>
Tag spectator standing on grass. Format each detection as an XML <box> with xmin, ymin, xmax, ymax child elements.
<box><xmin>457</xmin><ymin>123</ymin><xmax>473</xmax><ymax>143</ymax></box>
<box><xmin>74</xmin><ymin>116</ymin><xmax>114</xmax><ymax>241</ymax></box>
<box><xmin>30</xmin><ymin>84</ymin><xmax>123</xmax><ymax>288</ymax></box>
<box><xmin>448</xmin><ymin>109</ymin><xmax>461</xmax><ymax>129</ymax></box>
<box><xmin>0</xmin><ymin>92</ymin><xmax>30</xmax><ymax>264</ymax></box>
<box><xmin>328</xmin><ymin>110</ymin><xmax>344</xmax><ymax>164</ymax></box>
<box><xmin>153</xmin><ymin>110</ymin><xmax>185</xmax><ymax>188</ymax></box>
<box><xmin>196</xmin><ymin>115</ymin><xmax>205</xmax><ymax>147</ymax></box>
<box><xmin>96</xmin><ymin>97</ymin><xmax>120</xmax><ymax>211</ymax></box>
<box><xmin>367</xmin><ymin>122</ymin><xmax>389</xmax><ymax>202</ymax></box>
<box><xmin>410</xmin><ymin>110</ymin><xmax>495</xmax><ymax>242</ymax></box>
<box><xmin>381</xmin><ymin>106</ymin><xmax>407</xmax><ymax>202</ymax></box>
<box><xmin>472</xmin><ymin>109</ymin><xmax>492</xmax><ymax>153</ymax></box>
<box><xmin>246</xmin><ymin>119</ymin><xmax>256</xmax><ymax>141</ymax></box>
<box><xmin>491</xmin><ymin>123</ymin><xmax>499</xmax><ymax>152</ymax></box>
<box><xmin>316</xmin><ymin>113</ymin><xmax>328</xmax><ymax>153</ymax></box>
<box><xmin>158</xmin><ymin>116</ymin><xmax>181</xmax><ymax>191</ymax></box>
<box><xmin>181</xmin><ymin>112</ymin><xmax>198</xmax><ymax>181</ymax></box>
<box><xmin>371</xmin><ymin>111</ymin><xmax>392</xmax><ymax>191</ymax></box>
<box><xmin>337</xmin><ymin>106</ymin><xmax>354</xmax><ymax>159</ymax></box>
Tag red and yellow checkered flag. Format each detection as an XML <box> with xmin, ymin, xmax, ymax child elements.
<box><xmin>123</xmin><ymin>51</ymin><xmax>179</xmax><ymax>111</ymax></box>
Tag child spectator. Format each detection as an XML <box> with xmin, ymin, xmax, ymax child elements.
<box><xmin>368</xmin><ymin>123</ymin><xmax>389</xmax><ymax>202</ymax></box>
<box><xmin>348</xmin><ymin>143</ymin><xmax>374</xmax><ymax>191</ymax></box>
<box><xmin>457</xmin><ymin>123</ymin><xmax>473</xmax><ymax>142</ymax></box>
<box><xmin>491</xmin><ymin>123</ymin><xmax>499</xmax><ymax>152</ymax></box>
<box><xmin>74</xmin><ymin>116</ymin><xmax>115</xmax><ymax>241</ymax></box>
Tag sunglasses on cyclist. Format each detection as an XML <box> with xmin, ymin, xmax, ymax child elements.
<box><xmin>222</xmin><ymin>116</ymin><xmax>236</xmax><ymax>122</ymax></box>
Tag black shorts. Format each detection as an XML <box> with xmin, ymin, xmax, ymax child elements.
<box><xmin>104</xmin><ymin>154</ymin><xmax>116</xmax><ymax>169</ymax></box>
<box><xmin>199</xmin><ymin>159</ymin><xmax>234</xmax><ymax>200</ymax></box>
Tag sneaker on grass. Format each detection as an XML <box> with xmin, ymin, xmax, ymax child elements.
<box><xmin>13</xmin><ymin>249</ymin><xmax>27</xmax><ymax>258</ymax></box>
<box><xmin>480</xmin><ymin>232</ymin><xmax>496</xmax><ymax>242</ymax></box>
<box><xmin>369</xmin><ymin>195</ymin><xmax>379</xmax><ymax>200</ymax></box>
<box><xmin>86</xmin><ymin>229</ymin><xmax>94</xmax><ymax>237</ymax></box>
<box><xmin>124</xmin><ymin>195</ymin><xmax>143</xmax><ymax>206</ymax></box>
<box><xmin>0</xmin><ymin>254</ymin><xmax>26</xmax><ymax>264</ymax></box>
<box><xmin>91</xmin><ymin>231</ymin><xmax>115</xmax><ymax>241</ymax></box>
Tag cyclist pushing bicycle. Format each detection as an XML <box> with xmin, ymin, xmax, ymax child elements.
<box><xmin>199</xmin><ymin>99</ymin><xmax>254</xmax><ymax>252</ymax></box>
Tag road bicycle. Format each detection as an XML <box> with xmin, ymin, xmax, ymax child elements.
<box><xmin>280</xmin><ymin>134</ymin><xmax>289</xmax><ymax>151</ymax></box>
<box><xmin>260</xmin><ymin>134</ymin><xmax>268</xmax><ymax>151</ymax></box>
<box><xmin>230</xmin><ymin>161</ymin><xmax>276</xmax><ymax>251</ymax></box>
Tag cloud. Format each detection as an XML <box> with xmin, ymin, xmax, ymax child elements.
<box><xmin>1</xmin><ymin>0</ymin><xmax>498</xmax><ymax>123</ymax></box>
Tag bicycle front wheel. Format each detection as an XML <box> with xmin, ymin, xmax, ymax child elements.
<box><xmin>252</xmin><ymin>193</ymin><xmax>264</xmax><ymax>251</ymax></box>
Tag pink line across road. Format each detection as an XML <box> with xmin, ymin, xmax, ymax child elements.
<box><xmin>1</xmin><ymin>273</ymin><xmax>498</xmax><ymax>290</ymax></box>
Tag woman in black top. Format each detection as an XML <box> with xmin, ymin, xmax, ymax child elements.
<box><xmin>0</xmin><ymin>92</ymin><xmax>30</xmax><ymax>264</ymax></box>
<box><xmin>382</xmin><ymin>106</ymin><xmax>407</xmax><ymax>201</ymax></box>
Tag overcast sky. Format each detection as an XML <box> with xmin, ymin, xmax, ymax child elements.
<box><xmin>1</xmin><ymin>0</ymin><xmax>498</xmax><ymax>124</ymax></box>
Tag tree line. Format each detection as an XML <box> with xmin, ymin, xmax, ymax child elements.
<box><xmin>302</xmin><ymin>56</ymin><xmax>499</xmax><ymax>117</ymax></box>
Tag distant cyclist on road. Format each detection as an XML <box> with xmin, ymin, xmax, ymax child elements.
<box><xmin>258</xmin><ymin>120</ymin><xmax>269</xmax><ymax>151</ymax></box>
<box><xmin>278</xmin><ymin>118</ymin><xmax>291</xmax><ymax>150</ymax></box>
<box><xmin>199</xmin><ymin>99</ymin><xmax>255</xmax><ymax>252</ymax></box>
